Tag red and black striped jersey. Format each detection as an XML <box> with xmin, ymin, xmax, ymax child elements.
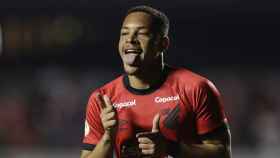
<box><xmin>82</xmin><ymin>65</ymin><xmax>228</xmax><ymax>158</ymax></box>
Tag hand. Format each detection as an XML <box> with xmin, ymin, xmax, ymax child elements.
<box><xmin>136</xmin><ymin>114</ymin><xmax>167</xmax><ymax>158</ymax></box>
<box><xmin>97</xmin><ymin>93</ymin><xmax>117</xmax><ymax>140</ymax></box>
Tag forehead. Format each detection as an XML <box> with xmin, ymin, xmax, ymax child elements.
<box><xmin>122</xmin><ymin>12</ymin><xmax>153</xmax><ymax>29</ymax></box>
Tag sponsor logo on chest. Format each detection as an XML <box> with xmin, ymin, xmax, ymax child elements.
<box><xmin>113</xmin><ymin>99</ymin><xmax>136</xmax><ymax>109</ymax></box>
<box><xmin>154</xmin><ymin>95</ymin><xmax>180</xmax><ymax>103</ymax></box>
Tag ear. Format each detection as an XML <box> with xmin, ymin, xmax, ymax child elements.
<box><xmin>161</xmin><ymin>36</ymin><xmax>169</xmax><ymax>52</ymax></box>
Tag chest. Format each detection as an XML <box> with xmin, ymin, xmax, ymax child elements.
<box><xmin>111</xmin><ymin>89</ymin><xmax>199</xmax><ymax>158</ymax></box>
<box><xmin>113</xmin><ymin>90</ymin><xmax>194</xmax><ymax>141</ymax></box>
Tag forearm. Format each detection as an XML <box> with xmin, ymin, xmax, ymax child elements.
<box><xmin>179</xmin><ymin>143</ymin><xmax>231</xmax><ymax>158</ymax></box>
<box><xmin>81</xmin><ymin>134</ymin><xmax>114</xmax><ymax>158</ymax></box>
<box><xmin>82</xmin><ymin>94</ymin><xmax>118</xmax><ymax>158</ymax></box>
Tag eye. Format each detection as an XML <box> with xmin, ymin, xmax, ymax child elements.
<box><xmin>138</xmin><ymin>31</ymin><xmax>149</xmax><ymax>35</ymax></box>
<box><xmin>120</xmin><ymin>29</ymin><xmax>129</xmax><ymax>36</ymax></box>
<box><xmin>121</xmin><ymin>32</ymin><xmax>129</xmax><ymax>36</ymax></box>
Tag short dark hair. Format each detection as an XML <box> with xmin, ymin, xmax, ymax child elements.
<box><xmin>127</xmin><ymin>5</ymin><xmax>169</xmax><ymax>37</ymax></box>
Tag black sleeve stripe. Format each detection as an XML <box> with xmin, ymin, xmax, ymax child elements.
<box><xmin>198</xmin><ymin>122</ymin><xmax>229</xmax><ymax>140</ymax></box>
<box><xmin>81</xmin><ymin>143</ymin><xmax>96</xmax><ymax>151</ymax></box>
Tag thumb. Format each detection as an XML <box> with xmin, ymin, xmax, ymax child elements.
<box><xmin>152</xmin><ymin>113</ymin><xmax>160</xmax><ymax>132</ymax></box>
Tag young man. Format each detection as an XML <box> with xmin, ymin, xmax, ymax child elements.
<box><xmin>81</xmin><ymin>5</ymin><xmax>231</xmax><ymax>158</ymax></box>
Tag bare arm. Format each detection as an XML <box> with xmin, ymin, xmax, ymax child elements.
<box><xmin>81</xmin><ymin>132</ymin><xmax>113</xmax><ymax>158</ymax></box>
<box><xmin>81</xmin><ymin>94</ymin><xmax>117</xmax><ymax>158</ymax></box>
<box><xmin>179</xmin><ymin>123</ymin><xmax>231</xmax><ymax>158</ymax></box>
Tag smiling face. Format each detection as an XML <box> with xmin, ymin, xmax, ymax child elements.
<box><xmin>118</xmin><ymin>12</ymin><xmax>164</xmax><ymax>75</ymax></box>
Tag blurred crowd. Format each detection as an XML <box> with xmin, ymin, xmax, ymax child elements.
<box><xmin>0</xmin><ymin>65</ymin><xmax>116</xmax><ymax>148</ymax></box>
<box><xmin>0</xmin><ymin>65</ymin><xmax>279</xmax><ymax>151</ymax></box>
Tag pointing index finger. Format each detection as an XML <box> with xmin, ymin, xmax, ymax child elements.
<box><xmin>103</xmin><ymin>95</ymin><xmax>113</xmax><ymax>108</ymax></box>
<box><xmin>96</xmin><ymin>93</ymin><xmax>106</xmax><ymax>109</ymax></box>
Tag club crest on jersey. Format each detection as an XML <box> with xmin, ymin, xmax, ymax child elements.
<box><xmin>113</xmin><ymin>99</ymin><xmax>136</xmax><ymax>109</ymax></box>
<box><xmin>154</xmin><ymin>95</ymin><xmax>180</xmax><ymax>103</ymax></box>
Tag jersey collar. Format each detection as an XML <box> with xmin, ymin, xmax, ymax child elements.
<box><xmin>122</xmin><ymin>65</ymin><xmax>170</xmax><ymax>95</ymax></box>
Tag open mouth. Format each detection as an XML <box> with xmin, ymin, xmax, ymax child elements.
<box><xmin>122</xmin><ymin>48</ymin><xmax>142</xmax><ymax>65</ymax></box>
<box><xmin>124</xmin><ymin>49</ymin><xmax>142</xmax><ymax>54</ymax></box>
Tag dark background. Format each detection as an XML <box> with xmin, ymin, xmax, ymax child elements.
<box><xmin>0</xmin><ymin>0</ymin><xmax>279</xmax><ymax>157</ymax></box>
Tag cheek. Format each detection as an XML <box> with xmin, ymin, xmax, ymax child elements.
<box><xmin>140</xmin><ymin>39</ymin><xmax>153</xmax><ymax>51</ymax></box>
<box><xmin>144</xmin><ymin>40</ymin><xmax>158</xmax><ymax>54</ymax></box>
<box><xmin>118</xmin><ymin>39</ymin><xmax>123</xmax><ymax>54</ymax></box>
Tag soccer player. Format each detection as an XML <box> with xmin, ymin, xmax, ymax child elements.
<box><xmin>81</xmin><ymin>5</ymin><xmax>231</xmax><ymax>158</ymax></box>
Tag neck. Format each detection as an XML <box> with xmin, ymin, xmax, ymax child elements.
<box><xmin>128</xmin><ymin>56</ymin><xmax>165</xmax><ymax>90</ymax></box>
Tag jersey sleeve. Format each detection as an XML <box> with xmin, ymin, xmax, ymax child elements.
<box><xmin>190</xmin><ymin>80</ymin><xmax>227</xmax><ymax>135</ymax></box>
<box><xmin>82</xmin><ymin>92</ymin><xmax>105</xmax><ymax>150</ymax></box>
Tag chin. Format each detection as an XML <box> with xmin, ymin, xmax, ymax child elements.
<box><xmin>123</xmin><ymin>64</ymin><xmax>140</xmax><ymax>75</ymax></box>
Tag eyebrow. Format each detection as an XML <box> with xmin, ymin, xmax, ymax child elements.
<box><xmin>121</xmin><ymin>26</ymin><xmax>148</xmax><ymax>30</ymax></box>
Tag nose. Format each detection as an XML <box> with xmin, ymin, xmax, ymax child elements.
<box><xmin>126</xmin><ymin>33</ymin><xmax>138</xmax><ymax>44</ymax></box>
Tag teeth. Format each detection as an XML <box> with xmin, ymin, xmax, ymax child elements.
<box><xmin>125</xmin><ymin>49</ymin><xmax>141</xmax><ymax>53</ymax></box>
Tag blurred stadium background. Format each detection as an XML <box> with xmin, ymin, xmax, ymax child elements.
<box><xmin>0</xmin><ymin>0</ymin><xmax>280</xmax><ymax>157</ymax></box>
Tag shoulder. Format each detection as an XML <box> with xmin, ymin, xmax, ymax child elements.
<box><xmin>167</xmin><ymin>66</ymin><xmax>211</xmax><ymax>88</ymax></box>
<box><xmin>166</xmin><ymin>66</ymin><xmax>220</xmax><ymax>97</ymax></box>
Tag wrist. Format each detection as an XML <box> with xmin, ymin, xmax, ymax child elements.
<box><xmin>101</xmin><ymin>131</ymin><xmax>114</xmax><ymax>145</ymax></box>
